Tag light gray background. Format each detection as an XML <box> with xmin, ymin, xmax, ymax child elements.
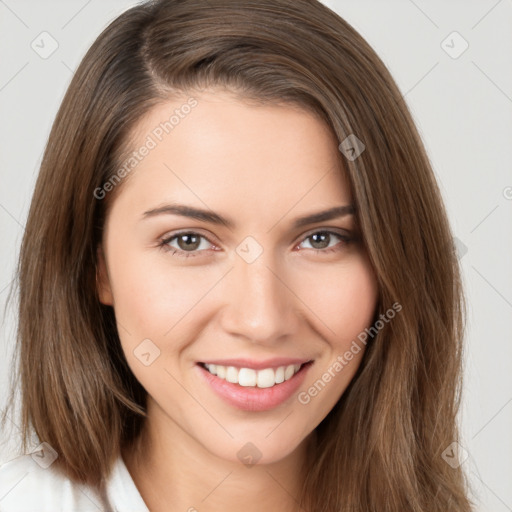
<box><xmin>1</xmin><ymin>1</ymin><xmax>511</xmax><ymax>510</ymax></box>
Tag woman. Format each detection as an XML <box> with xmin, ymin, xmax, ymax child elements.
<box><xmin>0</xmin><ymin>0</ymin><xmax>474</xmax><ymax>510</ymax></box>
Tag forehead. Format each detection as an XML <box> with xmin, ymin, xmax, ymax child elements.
<box><xmin>113</xmin><ymin>91</ymin><xmax>352</xmax><ymax>222</ymax></box>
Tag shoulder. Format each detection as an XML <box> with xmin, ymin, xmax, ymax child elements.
<box><xmin>0</xmin><ymin>452</ymin><xmax>104</xmax><ymax>512</ymax></box>
<box><xmin>0</xmin><ymin>451</ymin><xmax>149</xmax><ymax>512</ymax></box>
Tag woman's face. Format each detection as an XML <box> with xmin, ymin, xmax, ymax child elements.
<box><xmin>97</xmin><ymin>90</ymin><xmax>378</xmax><ymax>465</ymax></box>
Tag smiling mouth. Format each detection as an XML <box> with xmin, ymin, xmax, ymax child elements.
<box><xmin>198</xmin><ymin>361</ymin><xmax>312</xmax><ymax>388</ymax></box>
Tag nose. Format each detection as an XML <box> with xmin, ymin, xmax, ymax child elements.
<box><xmin>219</xmin><ymin>251</ymin><xmax>299</xmax><ymax>345</ymax></box>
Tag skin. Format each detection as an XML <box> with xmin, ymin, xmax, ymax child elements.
<box><xmin>97</xmin><ymin>89</ymin><xmax>379</xmax><ymax>512</ymax></box>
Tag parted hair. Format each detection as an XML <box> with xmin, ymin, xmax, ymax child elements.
<box><xmin>1</xmin><ymin>0</ymin><xmax>474</xmax><ymax>510</ymax></box>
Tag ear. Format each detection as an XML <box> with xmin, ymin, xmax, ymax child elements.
<box><xmin>96</xmin><ymin>246</ymin><xmax>113</xmax><ymax>305</ymax></box>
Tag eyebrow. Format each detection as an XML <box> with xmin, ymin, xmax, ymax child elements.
<box><xmin>141</xmin><ymin>203</ymin><xmax>355</xmax><ymax>230</ymax></box>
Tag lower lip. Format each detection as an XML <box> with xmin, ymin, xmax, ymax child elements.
<box><xmin>196</xmin><ymin>362</ymin><xmax>313</xmax><ymax>412</ymax></box>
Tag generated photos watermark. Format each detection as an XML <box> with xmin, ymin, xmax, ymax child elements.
<box><xmin>93</xmin><ymin>97</ymin><xmax>198</xmax><ymax>200</ymax></box>
<box><xmin>297</xmin><ymin>301</ymin><xmax>402</xmax><ymax>405</ymax></box>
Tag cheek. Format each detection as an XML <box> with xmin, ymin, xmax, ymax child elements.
<box><xmin>107</xmin><ymin>247</ymin><xmax>213</xmax><ymax>337</ymax></box>
<box><xmin>295</xmin><ymin>254</ymin><xmax>378</xmax><ymax>343</ymax></box>
<box><xmin>292</xmin><ymin>258</ymin><xmax>377</xmax><ymax>424</ymax></box>
<box><xmin>106</xmin><ymin>253</ymin><xmax>214</xmax><ymax>388</ymax></box>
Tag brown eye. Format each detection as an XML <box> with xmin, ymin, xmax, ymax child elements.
<box><xmin>160</xmin><ymin>232</ymin><xmax>214</xmax><ymax>258</ymax></box>
<box><xmin>175</xmin><ymin>233</ymin><xmax>202</xmax><ymax>251</ymax></box>
<box><xmin>298</xmin><ymin>230</ymin><xmax>351</xmax><ymax>254</ymax></box>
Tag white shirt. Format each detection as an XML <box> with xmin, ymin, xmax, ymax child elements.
<box><xmin>0</xmin><ymin>452</ymin><xmax>150</xmax><ymax>512</ymax></box>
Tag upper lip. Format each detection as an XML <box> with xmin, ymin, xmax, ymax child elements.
<box><xmin>198</xmin><ymin>358</ymin><xmax>312</xmax><ymax>370</ymax></box>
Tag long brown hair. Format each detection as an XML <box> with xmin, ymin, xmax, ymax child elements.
<box><xmin>1</xmin><ymin>0</ymin><xmax>474</xmax><ymax>509</ymax></box>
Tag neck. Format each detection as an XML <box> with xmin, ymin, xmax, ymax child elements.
<box><xmin>122</xmin><ymin>405</ymin><xmax>316</xmax><ymax>512</ymax></box>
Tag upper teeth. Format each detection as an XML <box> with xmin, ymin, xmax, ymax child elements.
<box><xmin>204</xmin><ymin>363</ymin><xmax>302</xmax><ymax>388</ymax></box>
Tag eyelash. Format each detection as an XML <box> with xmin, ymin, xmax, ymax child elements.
<box><xmin>158</xmin><ymin>229</ymin><xmax>353</xmax><ymax>259</ymax></box>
